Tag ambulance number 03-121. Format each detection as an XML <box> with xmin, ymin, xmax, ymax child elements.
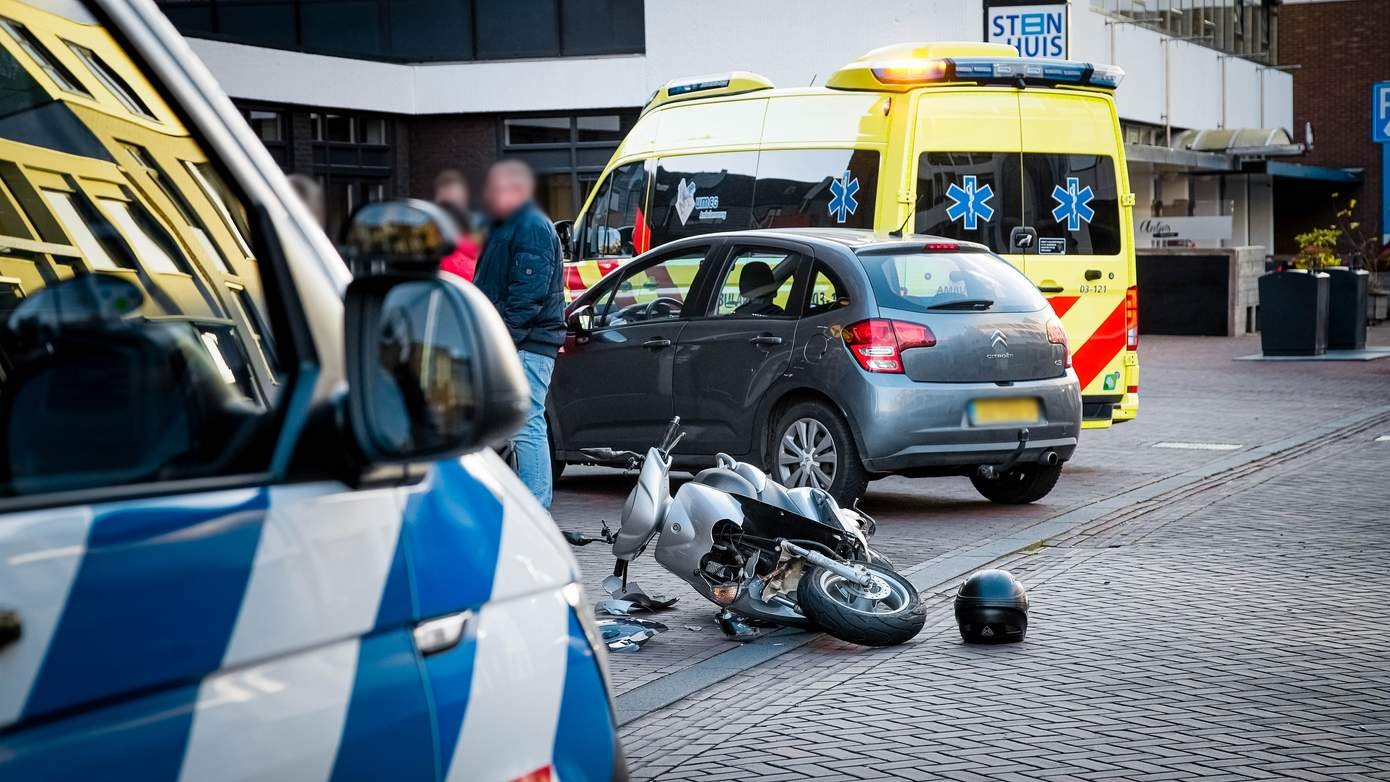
<box><xmin>1077</xmin><ymin>284</ymin><xmax>1108</xmax><ymax>294</ymax></box>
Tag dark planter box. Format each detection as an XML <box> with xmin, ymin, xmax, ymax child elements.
<box><xmin>1324</xmin><ymin>267</ymin><xmax>1368</xmax><ymax>350</ymax></box>
<box><xmin>1258</xmin><ymin>270</ymin><xmax>1328</xmax><ymax>356</ymax></box>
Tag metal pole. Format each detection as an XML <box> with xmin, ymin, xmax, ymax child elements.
<box><xmin>1382</xmin><ymin>142</ymin><xmax>1389</xmax><ymax>248</ymax></box>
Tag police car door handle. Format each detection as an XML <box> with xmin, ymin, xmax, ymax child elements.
<box><xmin>642</xmin><ymin>337</ymin><xmax>672</xmax><ymax>349</ymax></box>
<box><xmin>749</xmin><ymin>335</ymin><xmax>783</xmax><ymax>346</ymax></box>
<box><xmin>0</xmin><ymin>609</ymin><xmax>20</xmax><ymax>650</ymax></box>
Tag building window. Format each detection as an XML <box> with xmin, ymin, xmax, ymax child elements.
<box><xmin>240</xmin><ymin>107</ymin><xmax>289</xmax><ymax>166</ymax></box>
<box><xmin>499</xmin><ymin>112</ymin><xmax>637</xmax><ymax>221</ymax></box>
<box><xmin>153</xmin><ymin>0</ymin><xmax>645</xmax><ymax>63</ymax></box>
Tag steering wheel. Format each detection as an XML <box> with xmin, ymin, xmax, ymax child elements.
<box><xmin>641</xmin><ymin>297</ymin><xmax>683</xmax><ymax>319</ymax></box>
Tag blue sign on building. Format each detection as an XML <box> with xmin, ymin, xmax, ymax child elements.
<box><xmin>1374</xmin><ymin>81</ymin><xmax>1390</xmax><ymax>144</ymax></box>
<box><xmin>1377</xmin><ymin>82</ymin><xmax>1390</xmax><ymax>246</ymax></box>
<box><xmin>985</xmin><ymin>1</ymin><xmax>1068</xmax><ymax>59</ymax></box>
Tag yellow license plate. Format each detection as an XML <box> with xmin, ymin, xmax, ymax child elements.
<box><xmin>968</xmin><ymin>398</ymin><xmax>1041</xmax><ymax>426</ymax></box>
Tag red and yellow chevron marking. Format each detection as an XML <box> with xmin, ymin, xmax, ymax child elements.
<box><xmin>1048</xmin><ymin>293</ymin><xmax>1131</xmax><ymax>429</ymax></box>
<box><xmin>563</xmin><ymin>259</ymin><xmax>622</xmax><ymax>301</ymax></box>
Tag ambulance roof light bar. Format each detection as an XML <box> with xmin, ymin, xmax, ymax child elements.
<box><xmin>644</xmin><ymin>71</ymin><xmax>776</xmax><ymax>113</ymax></box>
<box><xmin>870</xmin><ymin>57</ymin><xmax>1124</xmax><ymax>90</ymax></box>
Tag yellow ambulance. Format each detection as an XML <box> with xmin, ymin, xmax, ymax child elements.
<box><xmin>567</xmin><ymin>41</ymin><xmax>1138</xmax><ymax>428</ymax></box>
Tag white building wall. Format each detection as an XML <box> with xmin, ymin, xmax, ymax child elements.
<box><xmin>185</xmin><ymin>0</ymin><xmax>1291</xmax><ymax>134</ymax></box>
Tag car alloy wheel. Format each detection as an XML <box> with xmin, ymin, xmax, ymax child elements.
<box><xmin>777</xmin><ymin>417</ymin><xmax>837</xmax><ymax>489</ymax></box>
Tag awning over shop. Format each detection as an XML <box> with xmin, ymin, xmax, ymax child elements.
<box><xmin>1124</xmin><ymin>127</ymin><xmax>1362</xmax><ymax>183</ymax></box>
<box><xmin>1171</xmin><ymin>127</ymin><xmax>1304</xmax><ymax>158</ymax></box>
<box><xmin>1259</xmin><ymin>160</ymin><xmax>1364</xmax><ymax>183</ymax></box>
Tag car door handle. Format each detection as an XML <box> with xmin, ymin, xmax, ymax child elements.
<box><xmin>642</xmin><ymin>337</ymin><xmax>672</xmax><ymax>349</ymax></box>
<box><xmin>748</xmin><ymin>335</ymin><xmax>784</xmax><ymax>346</ymax></box>
<box><xmin>1084</xmin><ymin>269</ymin><xmax>1103</xmax><ymax>281</ymax></box>
<box><xmin>1037</xmin><ymin>284</ymin><xmax>1065</xmax><ymax>294</ymax></box>
<box><xmin>0</xmin><ymin>609</ymin><xmax>20</xmax><ymax>650</ymax></box>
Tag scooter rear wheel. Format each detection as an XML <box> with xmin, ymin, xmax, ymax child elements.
<box><xmin>798</xmin><ymin>562</ymin><xmax>926</xmax><ymax>647</ymax></box>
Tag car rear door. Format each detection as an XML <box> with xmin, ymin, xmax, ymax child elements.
<box><xmin>672</xmin><ymin>240</ymin><xmax>809</xmax><ymax>457</ymax></box>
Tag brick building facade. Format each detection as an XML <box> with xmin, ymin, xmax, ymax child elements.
<box><xmin>1279</xmin><ymin>0</ymin><xmax>1390</xmax><ymax>256</ymax></box>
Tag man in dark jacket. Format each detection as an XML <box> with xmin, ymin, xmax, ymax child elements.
<box><xmin>475</xmin><ymin>159</ymin><xmax>566</xmax><ymax>507</ymax></box>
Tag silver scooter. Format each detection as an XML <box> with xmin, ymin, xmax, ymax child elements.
<box><xmin>568</xmin><ymin>419</ymin><xmax>926</xmax><ymax>647</ymax></box>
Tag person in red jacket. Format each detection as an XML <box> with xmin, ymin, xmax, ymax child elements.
<box><xmin>433</xmin><ymin>168</ymin><xmax>481</xmax><ymax>281</ymax></box>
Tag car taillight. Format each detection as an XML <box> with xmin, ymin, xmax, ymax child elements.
<box><xmin>1046</xmin><ymin>318</ymin><xmax>1071</xmax><ymax>368</ymax></box>
<box><xmin>843</xmin><ymin>319</ymin><xmax>936</xmax><ymax>373</ymax></box>
<box><xmin>1125</xmin><ymin>286</ymin><xmax>1138</xmax><ymax>351</ymax></box>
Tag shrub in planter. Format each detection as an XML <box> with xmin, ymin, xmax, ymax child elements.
<box><xmin>1258</xmin><ymin>269</ymin><xmax>1328</xmax><ymax>356</ymax></box>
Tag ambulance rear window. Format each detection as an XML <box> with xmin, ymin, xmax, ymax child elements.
<box><xmin>915</xmin><ymin>152</ymin><xmax>1122</xmax><ymax>256</ymax></box>
<box><xmin>1022</xmin><ymin>154</ymin><xmax>1121</xmax><ymax>256</ymax></box>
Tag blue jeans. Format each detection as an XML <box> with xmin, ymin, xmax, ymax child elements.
<box><xmin>515</xmin><ymin>350</ymin><xmax>556</xmax><ymax>508</ymax></box>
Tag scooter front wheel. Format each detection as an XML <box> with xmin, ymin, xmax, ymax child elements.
<box><xmin>798</xmin><ymin>562</ymin><xmax>926</xmax><ymax>647</ymax></box>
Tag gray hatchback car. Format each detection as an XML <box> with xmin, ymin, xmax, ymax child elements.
<box><xmin>549</xmin><ymin>229</ymin><xmax>1081</xmax><ymax>504</ymax></box>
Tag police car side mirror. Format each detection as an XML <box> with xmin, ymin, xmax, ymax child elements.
<box><xmin>341</xmin><ymin>199</ymin><xmax>458</xmax><ymax>275</ymax></box>
<box><xmin>344</xmin><ymin>274</ymin><xmax>528</xmax><ymax>464</ymax></box>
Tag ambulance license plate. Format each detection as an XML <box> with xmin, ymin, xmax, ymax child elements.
<box><xmin>968</xmin><ymin>398</ymin><xmax>1041</xmax><ymax>426</ymax></box>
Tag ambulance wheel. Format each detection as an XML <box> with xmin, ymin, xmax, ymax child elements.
<box><xmin>799</xmin><ymin>563</ymin><xmax>926</xmax><ymax>647</ymax></box>
<box><xmin>770</xmin><ymin>400</ymin><xmax>869</xmax><ymax>505</ymax></box>
<box><xmin>970</xmin><ymin>463</ymin><xmax>1063</xmax><ymax>504</ymax></box>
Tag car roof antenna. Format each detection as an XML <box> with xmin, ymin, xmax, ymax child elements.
<box><xmin>887</xmin><ymin>200</ymin><xmax>917</xmax><ymax>238</ymax></box>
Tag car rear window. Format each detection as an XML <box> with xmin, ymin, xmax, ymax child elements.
<box><xmin>857</xmin><ymin>250</ymin><xmax>1047</xmax><ymax>314</ymax></box>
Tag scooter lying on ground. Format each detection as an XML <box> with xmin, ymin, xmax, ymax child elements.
<box><xmin>565</xmin><ymin>419</ymin><xmax>927</xmax><ymax>647</ymax></box>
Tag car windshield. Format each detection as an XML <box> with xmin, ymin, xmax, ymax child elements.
<box><xmin>857</xmin><ymin>250</ymin><xmax>1047</xmax><ymax>314</ymax></box>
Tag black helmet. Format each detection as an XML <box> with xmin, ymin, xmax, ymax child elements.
<box><xmin>954</xmin><ymin>569</ymin><xmax>1028</xmax><ymax>643</ymax></box>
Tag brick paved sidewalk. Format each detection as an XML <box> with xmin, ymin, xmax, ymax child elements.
<box><xmin>554</xmin><ymin>331</ymin><xmax>1390</xmax><ymax>697</ymax></box>
<box><xmin>618</xmin><ymin>414</ymin><xmax>1390</xmax><ymax>781</ymax></box>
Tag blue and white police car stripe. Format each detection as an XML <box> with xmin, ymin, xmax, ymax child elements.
<box><xmin>0</xmin><ymin>450</ymin><xmax>613</xmax><ymax>781</ymax></box>
<box><xmin>0</xmin><ymin>505</ymin><xmax>94</xmax><ymax>727</ymax></box>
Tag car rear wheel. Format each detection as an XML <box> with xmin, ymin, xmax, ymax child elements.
<box><xmin>970</xmin><ymin>463</ymin><xmax>1063</xmax><ymax>504</ymax></box>
<box><xmin>770</xmin><ymin>400</ymin><xmax>869</xmax><ymax>505</ymax></box>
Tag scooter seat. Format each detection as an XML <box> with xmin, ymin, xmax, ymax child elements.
<box><xmin>692</xmin><ymin>466</ymin><xmax>758</xmax><ymax>498</ymax></box>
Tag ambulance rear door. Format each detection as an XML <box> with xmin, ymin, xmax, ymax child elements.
<box><xmin>1016</xmin><ymin>91</ymin><xmax>1130</xmax><ymax>401</ymax></box>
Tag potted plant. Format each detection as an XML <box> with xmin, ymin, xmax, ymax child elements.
<box><xmin>1330</xmin><ymin>196</ymin><xmax>1389</xmax><ymax>325</ymax></box>
<box><xmin>1292</xmin><ymin>222</ymin><xmax>1366</xmax><ymax>351</ymax></box>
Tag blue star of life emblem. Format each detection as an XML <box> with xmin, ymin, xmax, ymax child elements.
<box><xmin>945</xmin><ymin>175</ymin><xmax>995</xmax><ymax>230</ymax></box>
<box><xmin>827</xmin><ymin>170</ymin><xmax>859</xmax><ymax>224</ymax></box>
<box><xmin>1051</xmin><ymin>176</ymin><xmax>1096</xmax><ymax>231</ymax></box>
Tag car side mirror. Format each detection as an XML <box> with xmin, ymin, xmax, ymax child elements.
<box><xmin>554</xmin><ymin>219</ymin><xmax>574</xmax><ymax>261</ymax></box>
<box><xmin>341</xmin><ymin>198</ymin><xmax>458</xmax><ymax>275</ymax></box>
<box><xmin>567</xmin><ymin>303</ymin><xmax>596</xmax><ymax>336</ymax></box>
<box><xmin>344</xmin><ymin>274</ymin><xmax>528</xmax><ymax>463</ymax></box>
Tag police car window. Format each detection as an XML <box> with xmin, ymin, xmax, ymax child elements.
<box><xmin>858</xmin><ymin>251</ymin><xmax>1047</xmax><ymax>315</ymax></box>
<box><xmin>0</xmin><ymin>0</ymin><xmax>284</xmax><ymax>500</ymax></box>
<box><xmin>597</xmin><ymin>250</ymin><xmax>705</xmax><ymax>327</ymax></box>
<box><xmin>649</xmin><ymin>151</ymin><xmax>756</xmax><ymax>246</ymax></box>
<box><xmin>709</xmin><ymin>248</ymin><xmax>802</xmax><ymax>319</ymax></box>
<box><xmin>752</xmin><ymin>149</ymin><xmax>878</xmax><ymax>230</ymax></box>
<box><xmin>915</xmin><ymin>152</ymin><xmax>1022</xmax><ymax>253</ymax></box>
<box><xmin>583</xmin><ymin>160</ymin><xmax>648</xmax><ymax>258</ymax></box>
<box><xmin>1022</xmin><ymin>154</ymin><xmax>1122</xmax><ymax>256</ymax></box>
<box><xmin>805</xmin><ymin>263</ymin><xmax>848</xmax><ymax>316</ymax></box>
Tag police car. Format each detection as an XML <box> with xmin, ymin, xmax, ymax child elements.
<box><xmin>0</xmin><ymin>1</ymin><xmax>623</xmax><ymax>779</ymax></box>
